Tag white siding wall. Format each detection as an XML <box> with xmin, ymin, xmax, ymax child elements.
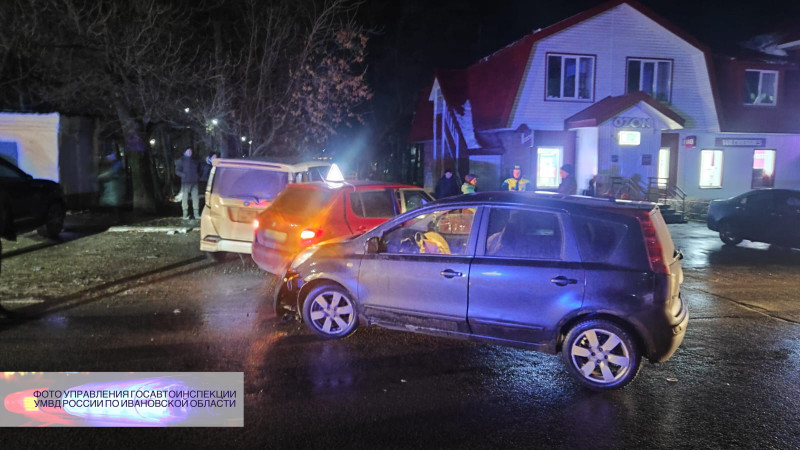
<box><xmin>511</xmin><ymin>3</ymin><xmax>720</xmax><ymax>133</ymax></box>
<box><xmin>575</xmin><ymin>127</ymin><xmax>598</xmax><ymax>192</ymax></box>
<box><xmin>677</xmin><ymin>133</ymin><xmax>800</xmax><ymax>200</ymax></box>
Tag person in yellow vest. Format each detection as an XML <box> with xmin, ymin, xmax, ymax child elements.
<box><xmin>501</xmin><ymin>164</ymin><xmax>530</xmax><ymax>191</ymax></box>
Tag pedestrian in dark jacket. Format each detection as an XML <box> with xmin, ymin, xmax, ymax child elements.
<box><xmin>558</xmin><ymin>163</ymin><xmax>577</xmax><ymax>195</ymax></box>
<box><xmin>176</xmin><ymin>147</ymin><xmax>201</xmax><ymax>219</ymax></box>
<box><xmin>434</xmin><ymin>168</ymin><xmax>461</xmax><ymax>199</ymax></box>
<box><xmin>98</xmin><ymin>151</ymin><xmax>125</xmax><ymax>223</ymax></box>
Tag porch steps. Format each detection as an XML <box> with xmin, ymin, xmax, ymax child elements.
<box><xmin>658</xmin><ymin>203</ymin><xmax>686</xmax><ymax>224</ymax></box>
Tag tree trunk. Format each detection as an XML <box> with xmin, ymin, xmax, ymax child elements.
<box><xmin>114</xmin><ymin>100</ymin><xmax>157</xmax><ymax>213</ymax></box>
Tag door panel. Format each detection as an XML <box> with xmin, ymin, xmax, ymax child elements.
<box><xmin>468</xmin><ymin>207</ymin><xmax>584</xmax><ymax>344</ymax></box>
<box><xmin>358</xmin><ymin>207</ymin><xmax>480</xmax><ymax>333</ymax></box>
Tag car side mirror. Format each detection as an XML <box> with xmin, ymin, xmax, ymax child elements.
<box><xmin>366</xmin><ymin>236</ymin><xmax>381</xmax><ymax>254</ymax></box>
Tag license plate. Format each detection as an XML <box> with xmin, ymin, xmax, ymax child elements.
<box><xmin>262</xmin><ymin>228</ymin><xmax>287</xmax><ymax>244</ymax></box>
<box><xmin>229</xmin><ymin>208</ymin><xmax>258</xmax><ymax>223</ymax></box>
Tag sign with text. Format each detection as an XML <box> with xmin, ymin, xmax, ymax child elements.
<box><xmin>0</xmin><ymin>372</ymin><xmax>243</xmax><ymax>427</ymax></box>
<box><xmin>684</xmin><ymin>135</ymin><xmax>696</xmax><ymax>148</ymax></box>
<box><xmin>618</xmin><ymin>131</ymin><xmax>641</xmax><ymax>146</ymax></box>
<box><xmin>613</xmin><ymin>117</ymin><xmax>652</xmax><ymax>128</ymax></box>
<box><xmin>715</xmin><ymin>137</ymin><xmax>766</xmax><ymax>147</ymax></box>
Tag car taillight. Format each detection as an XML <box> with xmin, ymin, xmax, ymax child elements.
<box><xmin>635</xmin><ymin>211</ymin><xmax>669</xmax><ymax>275</ymax></box>
<box><xmin>300</xmin><ymin>229</ymin><xmax>321</xmax><ymax>241</ymax></box>
<box><xmin>253</xmin><ymin>219</ymin><xmax>260</xmax><ymax>230</ymax></box>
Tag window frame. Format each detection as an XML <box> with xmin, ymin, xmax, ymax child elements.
<box><xmin>544</xmin><ymin>52</ymin><xmax>596</xmax><ymax>102</ymax></box>
<box><xmin>377</xmin><ymin>205</ymin><xmax>483</xmax><ymax>257</ymax></box>
<box><xmin>625</xmin><ymin>57</ymin><xmax>674</xmax><ymax>103</ymax></box>
<box><xmin>699</xmin><ymin>149</ymin><xmax>724</xmax><ymax>189</ymax></box>
<box><xmin>535</xmin><ymin>147</ymin><xmax>563</xmax><ymax>189</ymax></box>
<box><xmin>743</xmin><ymin>69</ymin><xmax>779</xmax><ymax>106</ymax></box>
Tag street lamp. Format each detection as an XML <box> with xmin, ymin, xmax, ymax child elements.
<box><xmin>184</xmin><ymin>107</ymin><xmax>190</xmax><ymax>113</ymax></box>
<box><xmin>211</xmin><ymin>119</ymin><xmax>219</xmax><ymax>126</ymax></box>
<box><xmin>149</xmin><ymin>138</ymin><xmax>156</xmax><ymax>146</ymax></box>
<box><xmin>241</xmin><ymin>136</ymin><xmax>247</xmax><ymax>142</ymax></box>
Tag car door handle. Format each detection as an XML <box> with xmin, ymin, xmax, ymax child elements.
<box><xmin>551</xmin><ymin>276</ymin><xmax>578</xmax><ymax>286</ymax></box>
<box><xmin>440</xmin><ymin>269</ymin><xmax>464</xmax><ymax>279</ymax></box>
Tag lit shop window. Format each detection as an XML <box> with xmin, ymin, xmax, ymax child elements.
<box><xmin>752</xmin><ymin>149</ymin><xmax>776</xmax><ymax>189</ymax></box>
<box><xmin>536</xmin><ymin>147</ymin><xmax>562</xmax><ymax>188</ymax></box>
<box><xmin>627</xmin><ymin>58</ymin><xmax>672</xmax><ymax>102</ymax></box>
<box><xmin>546</xmin><ymin>54</ymin><xmax>595</xmax><ymax>101</ymax></box>
<box><xmin>699</xmin><ymin>150</ymin><xmax>723</xmax><ymax>188</ymax></box>
<box><xmin>744</xmin><ymin>70</ymin><xmax>778</xmax><ymax>105</ymax></box>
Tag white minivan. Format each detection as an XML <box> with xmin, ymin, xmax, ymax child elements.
<box><xmin>200</xmin><ymin>158</ymin><xmax>331</xmax><ymax>260</ymax></box>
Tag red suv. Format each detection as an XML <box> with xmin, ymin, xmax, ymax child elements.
<box><xmin>252</xmin><ymin>181</ymin><xmax>433</xmax><ymax>274</ymax></box>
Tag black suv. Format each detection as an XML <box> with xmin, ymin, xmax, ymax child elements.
<box><xmin>276</xmin><ymin>192</ymin><xmax>688</xmax><ymax>390</ymax></box>
<box><xmin>0</xmin><ymin>158</ymin><xmax>65</xmax><ymax>256</ymax></box>
<box><xmin>707</xmin><ymin>189</ymin><xmax>800</xmax><ymax>248</ymax></box>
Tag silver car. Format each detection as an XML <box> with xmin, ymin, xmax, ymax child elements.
<box><xmin>277</xmin><ymin>192</ymin><xmax>688</xmax><ymax>390</ymax></box>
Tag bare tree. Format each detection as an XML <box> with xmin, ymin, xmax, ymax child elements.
<box><xmin>207</xmin><ymin>0</ymin><xmax>372</xmax><ymax>157</ymax></box>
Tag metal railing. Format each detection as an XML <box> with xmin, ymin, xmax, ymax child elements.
<box><xmin>646</xmin><ymin>177</ymin><xmax>686</xmax><ymax>221</ymax></box>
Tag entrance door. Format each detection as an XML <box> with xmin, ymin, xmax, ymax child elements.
<box><xmin>536</xmin><ymin>147</ymin><xmax>562</xmax><ymax>189</ymax></box>
<box><xmin>660</xmin><ymin>133</ymin><xmax>679</xmax><ymax>187</ymax></box>
<box><xmin>657</xmin><ymin>148</ymin><xmax>670</xmax><ymax>188</ymax></box>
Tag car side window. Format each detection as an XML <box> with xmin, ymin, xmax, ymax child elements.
<box><xmin>743</xmin><ymin>192</ymin><xmax>774</xmax><ymax>213</ymax></box>
<box><xmin>381</xmin><ymin>208</ymin><xmax>476</xmax><ymax>255</ymax></box>
<box><xmin>351</xmin><ymin>190</ymin><xmax>396</xmax><ymax>218</ymax></box>
<box><xmin>485</xmin><ymin>208</ymin><xmax>563</xmax><ymax>260</ymax></box>
<box><xmin>0</xmin><ymin>163</ymin><xmax>23</xmax><ymax>179</ymax></box>
<box><xmin>401</xmin><ymin>189</ymin><xmax>432</xmax><ymax>213</ymax></box>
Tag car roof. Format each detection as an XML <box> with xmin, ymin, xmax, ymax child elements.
<box><xmin>430</xmin><ymin>191</ymin><xmax>656</xmax><ymax>212</ymax></box>
<box><xmin>283</xmin><ymin>180</ymin><xmax>427</xmax><ymax>191</ymax></box>
<box><xmin>212</xmin><ymin>157</ymin><xmax>330</xmax><ymax>172</ymax></box>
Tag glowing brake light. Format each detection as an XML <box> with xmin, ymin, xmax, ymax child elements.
<box><xmin>253</xmin><ymin>219</ymin><xmax>259</xmax><ymax>230</ymax></box>
<box><xmin>300</xmin><ymin>229</ymin><xmax>317</xmax><ymax>240</ymax></box>
<box><xmin>635</xmin><ymin>211</ymin><xmax>669</xmax><ymax>275</ymax></box>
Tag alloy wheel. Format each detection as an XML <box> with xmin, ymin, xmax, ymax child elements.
<box><xmin>569</xmin><ymin>328</ymin><xmax>632</xmax><ymax>384</ymax></box>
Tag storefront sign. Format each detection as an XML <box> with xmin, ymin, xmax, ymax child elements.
<box><xmin>684</xmin><ymin>135</ymin><xmax>696</xmax><ymax>148</ymax></box>
<box><xmin>613</xmin><ymin>117</ymin><xmax>652</xmax><ymax>128</ymax></box>
<box><xmin>714</xmin><ymin>137</ymin><xmax>766</xmax><ymax>147</ymax></box>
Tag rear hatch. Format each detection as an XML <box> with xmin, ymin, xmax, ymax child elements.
<box><xmin>648</xmin><ymin>206</ymin><xmax>684</xmax><ymax>316</ymax></box>
<box><xmin>255</xmin><ymin>185</ymin><xmax>338</xmax><ymax>253</ymax></box>
<box><xmin>208</xmin><ymin>166</ymin><xmax>290</xmax><ymax>242</ymax></box>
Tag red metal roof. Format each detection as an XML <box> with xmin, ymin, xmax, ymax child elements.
<box><xmin>409</xmin><ymin>0</ymin><xmax>723</xmax><ymax>142</ymax></box>
<box><xmin>564</xmin><ymin>92</ymin><xmax>685</xmax><ymax>129</ymax></box>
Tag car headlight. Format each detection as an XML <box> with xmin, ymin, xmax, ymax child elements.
<box><xmin>291</xmin><ymin>246</ymin><xmax>318</xmax><ymax>269</ymax></box>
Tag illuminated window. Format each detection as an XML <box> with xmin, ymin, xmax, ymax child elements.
<box><xmin>744</xmin><ymin>70</ymin><xmax>778</xmax><ymax>105</ymax></box>
<box><xmin>536</xmin><ymin>147</ymin><xmax>562</xmax><ymax>188</ymax></box>
<box><xmin>618</xmin><ymin>131</ymin><xmax>641</xmax><ymax>146</ymax></box>
<box><xmin>546</xmin><ymin>54</ymin><xmax>595</xmax><ymax>101</ymax></box>
<box><xmin>627</xmin><ymin>58</ymin><xmax>672</xmax><ymax>102</ymax></box>
<box><xmin>699</xmin><ymin>150</ymin><xmax>723</xmax><ymax>188</ymax></box>
<box><xmin>752</xmin><ymin>149</ymin><xmax>776</xmax><ymax>189</ymax></box>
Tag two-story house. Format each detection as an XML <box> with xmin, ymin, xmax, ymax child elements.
<box><xmin>408</xmin><ymin>0</ymin><xmax>800</xmax><ymax>214</ymax></box>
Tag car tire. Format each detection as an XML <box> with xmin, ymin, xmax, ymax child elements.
<box><xmin>301</xmin><ymin>284</ymin><xmax>358</xmax><ymax>340</ymax></box>
<box><xmin>562</xmin><ymin>319</ymin><xmax>641</xmax><ymax>391</ymax></box>
<box><xmin>207</xmin><ymin>251</ymin><xmax>228</xmax><ymax>262</ymax></box>
<box><xmin>718</xmin><ymin>221</ymin><xmax>742</xmax><ymax>246</ymax></box>
<box><xmin>36</xmin><ymin>202</ymin><xmax>65</xmax><ymax>239</ymax></box>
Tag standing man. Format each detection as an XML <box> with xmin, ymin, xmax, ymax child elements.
<box><xmin>558</xmin><ymin>163</ymin><xmax>577</xmax><ymax>195</ymax></box>
<box><xmin>434</xmin><ymin>168</ymin><xmax>461</xmax><ymax>199</ymax></box>
<box><xmin>501</xmin><ymin>164</ymin><xmax>530</xmax><ymax>191</ymax></box>
<box><xmin>176</xmin><ymin>147</ymin><xmax>201</xmax><ymax>220</ymax></box>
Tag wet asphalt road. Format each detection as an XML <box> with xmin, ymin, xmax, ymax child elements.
<box><xmin>1</xmin><ymin>218</ymin><xmax>799</xmax><ymax>448</ymax></box>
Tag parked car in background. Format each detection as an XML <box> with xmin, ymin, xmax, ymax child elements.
<box><xmin>200</xmin><ymin>158</ymin><xmax>330</xmax><ymax>261</ymax></box>
<box><xmin>276</xmin><ymin>192</ymin><xmax>687</xmax><ymax>390</ymax></box>
<box><xmin>0</xmin><ymin>157</ymin><xmax>65</xmax><ymax>241</ymax></box>
<box><xmin>252</xmin><ymin>181</ymin><xmax>433</xmax><ymax>275</ymax></box>
<box><xmin>707</xmin><ymin>189</ymin><xmax>800</xmax><ymax>248</ymax></box>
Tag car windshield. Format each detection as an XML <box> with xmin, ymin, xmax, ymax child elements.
<box><xmin>211</xmin><ymin>167</ymin><xmax>289</xmax><ymax>201</ymax></box>
<box><xmin>270</xmin><ymin>187</ymin><xmax>336</xmax><ymax>216</ymax></box>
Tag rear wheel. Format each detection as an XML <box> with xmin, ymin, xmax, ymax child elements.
<box><xmin>36</xmin><ymin>202</ymin><xmax>65</xmax><ymax>239</ymax></box>
<box><xmin>562</xmin><ymin>319</ymin><xmax>641</xmax><ymax>391</ymax></box>
<box><xmin>719</xmin><ymin>221</ymin><xmax>742</xmax><ymax>246</ymax></box>
<box><xmin>302</xmin><ymin>284</ymin><xmax>358</xmax><ymax>339</ymax></box>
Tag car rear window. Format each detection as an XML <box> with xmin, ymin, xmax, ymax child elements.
<box><xmin>211</xmin><ymin>167</ymin><xmax>289</xmax><ymax>201</ymax></box>
<box><xmin>270</xmin><ymin>186</ymin><xmax>336</xmax><ymax>217</ymax></box>
<box><xmin>350</xmin><ymin>190</ymin><xmax>396</xmax><ymax>218</ymax></box>
<box><xmin>572</xmin><ymin>216</ymin><xmax>628</xmax><ymax>262</ymax></box>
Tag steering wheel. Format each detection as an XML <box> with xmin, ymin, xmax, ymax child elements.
<box><xmin>414</xmin><ymin>231</ymin><xmax>425</xmax><ymax>248</ymax></box>
<box><xmin>398</xmin><ymin>236</ymin><xmax>418</xmax><ymax>253</ymax></box>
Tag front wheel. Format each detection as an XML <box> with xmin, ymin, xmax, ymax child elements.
<box><xmin>36</xmin><ymin>202</ymin><xmax>65</xmax><ymax>239</ymax></box>
<box><xmin>719</xmin><ymin>221</ymin><xmax>743</xmax><ymax>246</ymax></box>
<box><xmin>562</xmin><ymin>319</ymin><xmax>641</xmax><ymax>391</ymax></box>
<box><xmin>302</xmin><ymin>284</ymin><xmax>358</xmax><ymax>339</ymax></box>
<box><xmin>207</xmin><ymin>251</ymin><xmax>228</xmax><ymax>262</ymax></box>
